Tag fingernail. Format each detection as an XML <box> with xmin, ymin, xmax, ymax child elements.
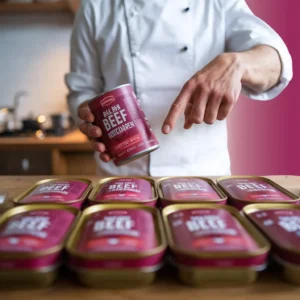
<box><xmin>92</xmin><ymin>128</ymin><xmax>100</xmax><ymax>136</ymax></box>
<box><xmin>162</xmin><ymin>124</ymin><xmax>171</xmax><ymax>134</ymax></box>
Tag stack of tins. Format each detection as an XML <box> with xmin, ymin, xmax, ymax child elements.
<box><xmin>66</xmin><ymin>204</ymin><xmax>167</xmax><ymax>288</ymax></box>
<box><xmin>243</xmin><ymin>204</ymin><xmax>300</xmax><ymax>285</ymax></box>
<box><xmin>0</xmin><ymin>204</ymin><xmax>79</xmax><ymax>287</ymax></box>
<box><xmin>13</xmin><ymin>178</ymin><xmax>93</xmax><ymax>209</ymax></box>
<box><xmin>162</xmin><ymin>204</ymin><xmax>270</xmax><ymax>286</ymax></box>
<box><xmin>88</xmin><ymin>177</ymin><xmax>158</xmax><ymax>207</ymax></box>
<box><xmin>217</xmin><ymin>176</ymin><xmax>299</xmax><ymax>210</ymax></box>
<box><xmin>158</xmin><ymin>177</ymin><xmax>227</xmax><ymax>207</ymax></box>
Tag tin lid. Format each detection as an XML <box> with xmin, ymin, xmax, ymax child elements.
<box><xmin>89</xmin><ymin>84</ymin><xmax>132</xmax><ymax>110</ymax></box>
<box><xmin>66</xmin><ymin>204</ymin><xmax>167</xmax><ymax>260</ymax></box>
<box><xmin>162</xmin><ymin>204</ymin><xmax>270</xmax><ymax>259</ymax></box>
<box><xmin>88</xmin><ymin>177</ymin><xmax>158</xmax><ymax>204</ymax></box>
<box><xmin>0</xmin><ymin>204</ymin><xmax>80</xmax><ymax>259</ymax></box>
<box><xmin>13</xmin><ymin>178</ymin><xmax>93</xmax><ymax>205</ymax></box>
<box><xmin>243</xmin><ymin>203</ymin><xmax>300</xmax><ymax>256</ymax></box>
<box><xmin>217</xmin><ymin>176</ymin><xmax>299</xmax><ymax>204</ymax></box>
<box><xmin>157</xmin><ymin>177</ymin><xmax>227</xmax><ymax>203</ymax></box>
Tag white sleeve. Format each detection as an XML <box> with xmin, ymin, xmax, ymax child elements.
<box><xmin>223</xmin><ymin>0</ymin><xmax>293</xmax><ymax>100</ymax></box>
<box><xmin>65</xmin><ymin>1</ymin><xmax>104</xmax><ymax>124</ymax></box>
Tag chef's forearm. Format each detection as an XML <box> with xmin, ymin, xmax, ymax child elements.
<box><xmin>237</xmin><ymin>45</ymin><xmax>282</xmax><ymax>93</ymax></box>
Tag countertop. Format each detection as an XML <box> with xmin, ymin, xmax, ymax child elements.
<box><xmin>1</xmin><ymin>175</ymin><xmax>300</xmax><ymax>300</ymax></box>
<box><xmin>0</xmin><ymin>130</ymin><xmax>92</xmax><ymax>151</ymax></box>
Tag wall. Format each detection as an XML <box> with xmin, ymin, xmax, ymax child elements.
<box><xmin>228</xmin><ymin>0</ymin><xmax>300</xmax><ymax>175</ymax></box>
<box><xmin>0</xmin><ymin>13</ymin><xmax>73</xmax><ymax>124</ymax></box>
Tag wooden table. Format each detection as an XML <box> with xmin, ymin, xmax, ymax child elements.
<box><xmin>1</xmin><ymin>175</ymin><xmax>300</xmax><ymax>300</ymax></box>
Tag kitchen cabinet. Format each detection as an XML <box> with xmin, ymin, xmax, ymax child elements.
<box><xmin>0</xmin><ymin>130</ymin><xmax>96</xmax><ymax>176</ymax></box>
<box><xmin>0</xmin><ymin>150</ymin><xmax>51</xmax><ymax>175</ymax></box>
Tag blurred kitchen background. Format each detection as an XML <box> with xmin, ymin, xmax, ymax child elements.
<box><xmin>0</xmin><ymin>0</ymin><xmax>95</xmax><ymax>176</ymax></box>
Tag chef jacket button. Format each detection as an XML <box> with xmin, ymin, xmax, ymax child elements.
<box><xmin>131</xmin><ymin>8</ymin><xmax>138</xmax><ymax>17</ymax></box>
<box><xmin>183</xmin><ymin>7</ymin><xmax>190</xmax><ymax>12</ymax></box>
<box><xmin>132</xmin><ymin>51</ymin><xmax>140</xmax><ymax>57</ymax></box>
<box><xmin>181</xmin><ymin>46</ymin><xmax>188</xmax><ymax>52</ymax></box>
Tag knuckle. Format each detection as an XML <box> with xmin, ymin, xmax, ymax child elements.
<box><xmin>190</xmin><ymin>116</ymin><xmax>202</xmax><ymax>124</ymax></box>
<box><xmin>184</xmin><ymin>79</ymin><xmax>196</xmax><ymax>90</ymax></box>
<box><xmin>205</xmin><ymin>118</ymin><xmax>215</xmax><ymax>125</ymax></box>
<box><xmin>171</xmin><ymin>100</ymin><xmax>182</xmax><ymax>111</ymax></box>
<box><xmin>211</xmin><ymin>89</ymin><xmax>222</xmax><ymax>99</ymax></box>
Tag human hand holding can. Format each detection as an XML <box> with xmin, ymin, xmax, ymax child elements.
<box><xmin>87</xmin><ymin>84</ymin><xmax>159</xmax><ymax>166</ymax></box>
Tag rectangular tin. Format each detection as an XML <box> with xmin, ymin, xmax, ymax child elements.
<box><xmin>158</xmin><ymin>177</ymin><xmax>227</xmax><ymax>207</ymax></box>
<box><xmin>273</xmin><ymin>255</ymin><xmax>300</xmax><ymax>285</ymax></box>
<box><xmin>162</xmin><ymin>204</ymin><xmax>270</xmax><ymax>285</ymax></box>
<box><xmin>243</xmin><ymin>203</ymin><xmax>300</xmax><ymax>265</ymax></box>
<box><xmin>70</xmin><ymin>265</ymin><xmax>160</xmax><ymax>289</ymax></box>
<box><xmin>176</xmin><ymin>263</ymin><xmax>259</xmax><ymax>286</ymax></box>
<box><xmin>0</xmin><ymin>204</ymin><xmax>79</xmax><ymax>271</ymax></box>
<box><xmin>13</xmin><ymin>178</ymin><xmax>92</xmax><ymax>209</ymax></box>
<box><xmin>66</xmin><ymin>204</ymin><xmax>166</xmax><ymax>287</ymax></box>
<box><xmin>217</xmin><ymin>176</ymin><xmax>299</xmax><ymax>210</ymax></box>
<box><xmin>88</xmin><ymin>177</ymin><xmax>158</xmax><ymax>207</ymax></box>
<box><xmin>0</xmin><ymin>265</ymin><xmax>59</xmax><ymax>289</ymax></box>
<box><xmin>89</xmin><ymin>84</ymin><xmax>159</xmax><ymax>166</ymax></box>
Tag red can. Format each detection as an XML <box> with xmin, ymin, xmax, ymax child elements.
<box><xmin>89</xmin><ymin>84</ymin><xmax>159</xmax><ymax>166</ymax></box>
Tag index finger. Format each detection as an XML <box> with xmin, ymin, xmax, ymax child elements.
<box><xmin>78</xmin><ymin>101</ymin><xmax>94</xmax><ymax>123</ymax></box>
<box><xmin>162</xmin><ymin>84</ymin><xmax>193</xmax><ymax>134</ymax></box>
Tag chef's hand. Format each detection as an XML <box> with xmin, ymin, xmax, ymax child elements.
<box><xmin>78</xmin><ymin>101</ymin><xmax>112</xmax><ymax>162</ymax></box>
<box><xmin>162</xmin><ymin>53</ymin><xmax>243</xmax><ymax>133</ymax></box>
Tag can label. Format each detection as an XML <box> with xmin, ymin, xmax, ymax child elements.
<box><xmin>21</xmin><ymin>180</ymin><xmax>89</xmax><ymax>204</ymax></box>
<box><xmin>161</xmin><ymin>178</ymin><xmax>220</xmax><ymax>201</ymax></box>
<box><xmin>0</xmin><ymin>209</ymin><xmax>75</xmax><ymax>252</ymax></box>
<box><xmin>248</xmin><ymin>209</ymin><xmax>300</xmax><ymax>249</ymax></box>
<box><xmin>89</xmin><ymin>84</ymin><xmax>159</xmax><ymax>166</ymax></box>
<box><xmin>95</xmin><ymin>178</ymin><xmax>153</xmax><ymax>202</ymax></box>
<box><xmin>219</xmin><ymin>178</ymin><xmax>292</xmax><ymax>201</ymax></box>
<box><xmin>168</xmin><ymin>208</ymin><xmax>258</xmax><ymax>252</ymax></box>
<box><xmin>77</xmin><ymin>209</ymin><xmax>156</xmax><ymax>252</ymax></box>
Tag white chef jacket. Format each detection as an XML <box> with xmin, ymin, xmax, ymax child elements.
<box><xmin>65</xmin><ymin>0</ymin><xmax>292</xmax><ymax>177</ymax></box>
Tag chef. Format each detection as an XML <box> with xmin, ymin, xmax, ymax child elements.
<box><xmin>65</xmin><ymin>0</ymin><xmax>292</xmax><ymax>177</ymax></box>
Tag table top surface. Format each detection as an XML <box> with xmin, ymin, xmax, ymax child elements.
<box><xmin>1</xmin><ymin>175</ymin><xmax>300</xmax><ymax>300</ymax></box>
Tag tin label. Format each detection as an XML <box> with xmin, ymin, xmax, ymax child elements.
<box><xmin>95</xmin><ymin>178</ymin><xmax>153</xmax><ymax>202</ymax></box>
<box><xmin>21</xmin><ymin>180</ymin><xmax>89</xmax><ymax>204</ymax></box>
<box><xmin>168</xmin><ymin>208</ymin><xmax>258</xmax><ymax>252</ymax></box>
<box><xmin>77</xmin><ymin>209</ymin><xmax>156</xmax><ymax>252</ymax></box>
<box><xmin>220</xmin><ymin>178</ymin><xmax>292</xmax><ymax>202</ymax></box>
<box><xmin>0</xmin><ymin>209</ymin><xmax>75</xmax><ymax>252</ymax></box>
<box><xmin>248</xmin><ymin>209</ymin><xmax>300</xmax><ymax>249</ymax></box>
<box><xmin>89</xmin><ymin>85</ymin><xmax>159</xmax><ymax>166</ymax></box>
<box><xmin>161</xmin><ymin>178</ymin><xmax>220</xmax><ymax>201</ymax></box>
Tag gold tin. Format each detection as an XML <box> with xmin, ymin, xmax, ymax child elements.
<box><xmin>177</xmin><ymin>264</ymin><xmax>258</xmax><ymax>286</ymax></box>
<box><xmin>70</xmin><ymin>265</ymin><xmax>160</xmax><ymax>289</ymax></box>
<box><xmin>0</xmin><ymin>204</ymin><xmax>80</xmax><ymax>287</ymax></box>
<box><xmin>157</xmin><ymin>177</ymin><xmax>227</xmax><ymax>207</ymax></box>
<box><xmin>0</xmin><ymin>266</ymin><xmax>59</xmax><ymax>289</ymax></box>
<box><xmin>162</xmin><ymin>204</ymin><xmax>270</xmax><ymax>286</ymax></box>
<box><xmin>274</xmin><ymin>255</ymin><xmax>300</xmax><ymax>285</ymax></box>
<box><xmin>66</xmin><ymin>204</ymin><xmax>167</xmax><ymax>288</ymax></box>
<box><xmin>243</xmin><ymin>203</ymin><xmax>300</xmax><ymax>285</ymax></box>
<box><xmin>217</xmin><ymin>176</ymin><xmax>300</xmax><ymax>209</ymax></box>
<box><xmin>88</xmin><ymin>177</ymin><xmax>158</xmax><ymax>207</ymax></box>
<box><xmin>13</xmin><ymin>178</ymin><xmax>93</xmax><ymax>209</ymax></box>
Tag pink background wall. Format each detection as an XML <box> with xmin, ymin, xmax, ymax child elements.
<box><xmin>228</xmin><ymin>0</ymin><xmax>299</xmax><ymax>175</ymax></box>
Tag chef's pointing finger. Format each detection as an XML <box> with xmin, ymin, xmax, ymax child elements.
<box><xmin>162</xmin><ymin>81</ymin><xmax>194</xmax><ymax>134</ymax></box>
